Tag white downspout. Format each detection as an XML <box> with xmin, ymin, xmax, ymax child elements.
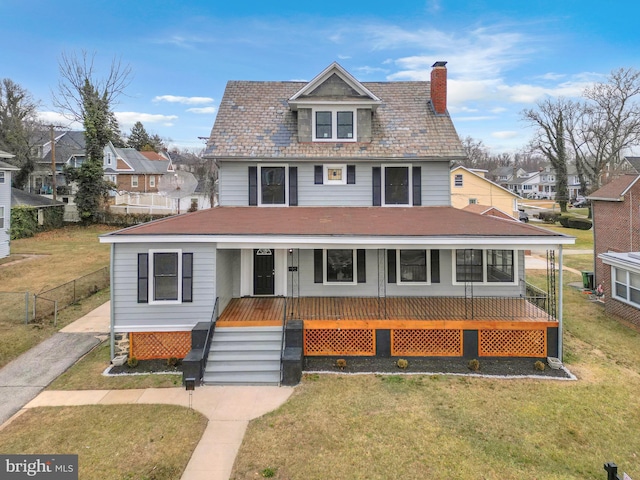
<box><xmin>558</xmin><ymin>245</ymin><xmax>564</xmax><ymax>361</ymax></box>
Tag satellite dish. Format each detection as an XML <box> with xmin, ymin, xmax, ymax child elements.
<box><xmin>157</xmin><ymin>171</ymin><xmax>198</xmax><ymax>214</ymax></box>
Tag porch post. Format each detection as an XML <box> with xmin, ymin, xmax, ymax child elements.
<box><xmin>110</xmin><ymin>243</ymin><xmax>115</xmax><ymax>360</ymax></box>
<box><xmin>558</xmin><ymin>245</ymin><xmax>564</xmax><ymax>361</ymax></box>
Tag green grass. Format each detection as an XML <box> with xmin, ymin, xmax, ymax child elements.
<box><xmin>231</xmin><ymin>273</ymin><xmax>640</xmax><ymax>480</ymax></box>
<box><xmin>0</xmin><ymin>405</ymin><xmax>207</xmax><ymax>480</ymax></box>
<box><xmin>49</xmin><ymin>341</ymin><xmax>182</xmax><ymax>390</ymax></box>
<box><xmin>563</xmin><ymin>254</ymin><xmax>595</xmax><ymax>273</ymax></box>
<box><xmin>538</xmin><ymin>224</ymin><xmax>594</xmax><ymax>250</ymax></box>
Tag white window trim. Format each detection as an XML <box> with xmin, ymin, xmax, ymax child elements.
<box><xmin>258</xmin><ymin>164</ymin><xmax>289</xmax><ymax>207</ymax></box>
<box><xmin>468</xmin><ymin>198</ymin><xmax>478</xmax><ymax>205</ymax></box>
<box><xmin>451</xmin><ymin>249</ymin><xmax>518</xmax><ymax>286</ymax></box>
<box><xmin>131</xmin><ymin>175</ymin><xmax>139</xmax><ymax>188</ymax></box>
<box><xmin>381</xmin><ymin>164</ymin><xmax>412</xmax><ymax>207</ymax></box>
<box><xmin>149</xmin><ymin>176</ymin><xmax>156</xmax><ymax>188</ymax></box>
<box><xmin>612</xmin><ymin>267</ymin><xmax>640</xmax><ymax>308</ymax></box>
<box><xmin>0</xmin><ymin>172</ymin><xmax>5</xmax><ymax>184</ymax></box>
<box><xmin>148</xmin><ymin>249</ymin><xmax>183</xmax><ymax>305</ymax></box>
<box><xmin>323</xmin><ymin>248</ymin><xmax>358</xmax><ymax>285</ymax></box>
<box><xmin>324</xmin><ymin>164</ymin><xmax>347</xmax><ymax>185</ymax></box>
<box><xmin>396</xmin><ymin>249</ymin><xmax>431</xmax><ymax>285</ymax></box>
<box><xmin>454</xmin><ymin>174</ymin><xmax>463</xmax><ymax>188</ymax></box>
<box><xmin>106</xmin><ymin>153</ymin><xmax>112</xmax><ymax>165</ymax></box>
<box><xmin>312</xmin><ymin>108</ymin><xmax>357</xmax><ymax>143</ymax></box>
<box><xmin>0</xmin><ymin>206</ymin><xmax>4</xmax><ymax>229</ymax></box>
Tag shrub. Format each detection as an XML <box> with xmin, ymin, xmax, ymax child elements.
<box><xmin>537</xmin><ymin>211</ymin><xmax>560</xmax><ymax>224</ymax></box>
<box><xmin>127</xmin><ymin>356</ymin><xmax>139</xmax><ymax>368</ymax></box>
<box><xmin>261</xmin><ymin>467</ymin><xmax>276</xmax><ymax>478</ymax></box>
<box><xmin>558</xmin><ymin>216</ymin><xmax>571</xmax><ymax>228</ymax></box>
<box><xmin>534</xmin><ymin>360</ymin><xmax>546</xmax><ymax>371</ymax></box>
<box><xmin>335</xmin><ymin>358</ymin><xmax>347</xmax><ymax>369</ymax></box>
<box><xmin>167</xmin><ymin>357</ymin><xmax>179</xmax><ymax>367</ymax></box>
<box><xmin>468</xmin><ymin>359</ymin><xmax>480</xmax><ymax>371</ymax></box>
<box><xmin>396</xmin><ymin>358</ymin><xmax>409</xmax><ymax>369</ymax></box>
<box><xmin>568</xmin><ymin>217</ymin><xmax>592</xmax><ymax>230</ymax></box>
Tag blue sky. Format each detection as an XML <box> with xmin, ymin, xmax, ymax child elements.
<box><xmin>2</xmin><ymin>0</ymin><xmax>639</xmax><ymax>153</ymax></box>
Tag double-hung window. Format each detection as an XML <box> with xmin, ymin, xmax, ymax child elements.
<box><xmin>454</xmin><ymin>249</ymin><xmax>516</xmax><ymax>284</ymax></box>
<box><xmin>0</xmin><ymin>172</ymin><xmax>5</xmax><ymax>184</ymax></box>
<box><xmin>0</xmin><ymin>206</ymin><xmax>4</xmax><ymax>229</ymax></box>
<box><xmin>259</xmin><ymin>165</ymin><xmax>287</xmax><ymax>205</ymax></box>
<box><xmin>454</xmin><ymin>174</ymin><xmax>463</xmax><ymax>187</ymax></box>
<box><xmin>138</xmin><ymin>250</ymin><xmax>193</xmax><ymax>304</ymax></box>
<box><xmin>314</xmin><ymin>109</ymin><xmax>356</xmax><ymax>141</ymax></box>
<box><xmin>398</xmin><ymin>250</ymin><xmax>428</xmax><ymax>284</ymax></box>
<box><xmin>325</xmin><ymin>249</ymin><xmax>356</xmax><ymax>284</ymax></box>
<box><xmin>383</xmin><ymin>165</ymin><xmax>411</xmax><ymax>206</ymax></box>
<box><xmin>131</xmin><ymin>175</ymin><xmax>139</xmax><ymax>188</ymax></box>
<box><xmin>613</xmin><ymin>267</ymin><xmax>640</xmax><ymax>306</ymax></box>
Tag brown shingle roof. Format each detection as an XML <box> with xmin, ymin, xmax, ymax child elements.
<box><xmin>106</xmin><ymin>206</ymin><xmax>566</xmax><ymax>239</ymax></box>
<box><xmin>204</xmin><ymin>81</ymin><xmax>465</xmax><ymax>160</ymax></box>
<box><xmin>462</xmin><ymin>204</ymin><xmax>516</xmax><ymax>221</ymax></box>
<box><xmin>588</xmin><ymin>174</ymin><xmax>640</xmax><ymax>201</ymax></box>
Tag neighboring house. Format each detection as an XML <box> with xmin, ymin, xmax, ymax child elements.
<box><xmin>103</xmin><ymin>141</ymin><xmax>174</xmax><ymax>194</ymax></box>
<box><xmin>451</xmin><ymin>165</ymin><xmax>521</xmax><ymax>218</ymax></box>
<box><xmin>462</xmin><ymin>203</ymin><xmax>519</xmax><ymax>222</ymax></box>
<box><xmin>589</xmin><ymin>174</ymin><xmax>640</xmax><ymax>327</ymax></box>
<box><xmin>507</xmin><ymin>171</ymin><xmax>541</xmax><ymax>198</ymax></box>
<box><xmin>100</xmin><ymin>62</ymin><xmax>574</xmax><ymax>386</ymax></box>
<box><xmin>0</xmin><ymin>154</ymin><xmax>19</xmax><ymax>258</ymax></box>
<box><xmin>491</xmin><ymin>166</ymin><xmax>527</xmax><ymax>187</ymax></box>
<box><xmin>29</xmin><ymin>130</ymin><xmax>85</xmax><ymax>197</ymax></box>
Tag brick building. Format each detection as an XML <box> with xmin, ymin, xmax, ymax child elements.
<box><xmin>589</xmin><ymin>174</ymin><xmax>640</xmax><ymax>326</ymax></box>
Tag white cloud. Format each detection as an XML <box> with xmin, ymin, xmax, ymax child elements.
<box><xmin>186</xmin><ymin>106</ymin><xmax>217</xmax><ymax>114</ymax></box>
<box><xmin>337</xmin><ymin>54</ymin><xmax>351</xmax><ymax>60</ymax></box>
<box><xmin>491</xmin><ymin>131</ymin><xmax>519</xmax><ymax>139</ymax></box>
<box><xmin>354</xmin><ymin>66</ymin><xmax>389</xmax><ymax>75</ymax></box>
<box><xmin>37</xmin><ymin>111</ymin><xmax>81</xmax><ymax>129</ymax></box>
<box><xmin>153</xmin><ymin>95</ymin><xmax>214</xmax><ymax>105</ymax></box>
<box><xmin>115</xmin><ymin>112</ymin><xmax>178</xmax><ymax>128</ymax></box>
<box><xmin>455</xmin><ymin>116</ymin><xmax>496</xmax><ymax>122</ymax></box>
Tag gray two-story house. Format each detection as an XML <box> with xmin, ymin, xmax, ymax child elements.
<box><xmin>101</xmin><ymin>62</ymin><xmax>574</xmax><ymax>385</ymax></box>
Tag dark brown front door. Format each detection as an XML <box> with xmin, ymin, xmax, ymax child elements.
<box><xmin>254</xmin><ymin>249</ymin><xmax>275</xmax><ymax>295</ymax></box>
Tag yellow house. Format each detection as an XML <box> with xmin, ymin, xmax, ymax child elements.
<box><xmin>451</xmin><ymin>166</ymin><xmax>521</xmax><ymax>219</ymax></box>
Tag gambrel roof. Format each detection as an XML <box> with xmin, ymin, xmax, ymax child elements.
<box><xmin>204</xmin><ymin>78</ymin><xmax>464</xmax><ymax>161</ymax></box>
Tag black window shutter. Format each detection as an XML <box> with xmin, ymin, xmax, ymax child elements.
<box><xmin>357</xmin><ymin>249</ymin><xmax>366</xmax><ymax>283</ymax></box>
<box><xmin>431</xmin><ymin>250</ymin><xmax>440</xmax><ymax>283</ymax></box>
<box><xmin>314</xmin><ymin>165</ymin><xmax>323</xmax><ymax>185</ymax></box>
<box><xmin>182</xmin><ymin>253</ymin><xmax>193</xmax><ymax>302</ymax></box>
<box><xmin>314</xmin><ymin>249</ymin><xmax>323</xmax><ymax>283</ymax></box>
<box><xmin>289</xmin><ymin>167</ymin><xmax>298</xmax><ymax>206</ymax></box>
<box><xmin>347</xmin><ymin>165</ymin><xmax>356</xmax><ymax>184</ymax></box>
<box><xmin>413</xmin><ymin>166</ymin><xmax>422</xmax><ymax>206</ymax></box>
<box><xmin>137</xmin><ymin>253</ymin><xmax>148</xmax><ymax>303</ymax></box>
<box><xmin>372</xmin><ymin>167</ymin><xmax>381</xmax><ymax>206</ymax></box>
<box><xmin>387</xmin><ymin>249</ymin><xmax>396</xmax><ymax>283</ymax></box>
<box><xmin>248</xmin><ymin>166</ymin><xmax>258</xmax><ymax>205</ymax></box>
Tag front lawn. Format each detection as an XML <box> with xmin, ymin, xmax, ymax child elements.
<box><xmin>0</xmin><ymin>405</ymin><xmax>207</xmax><ymax>480</ymax></box>
<box><xmin>538</xmin><ymin>224</ymin><xmax>594</xmax><ymax>250</ymax></box>
<box><xmin>231</xmin><ymin>272</ymin><xmax>640</xmax><ymax>480</ymax></box>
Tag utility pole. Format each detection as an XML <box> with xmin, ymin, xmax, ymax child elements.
<box><xmin>50</xmin><ymin>125</ymin><xmax>57</xmax><ymax>201</ymax></box>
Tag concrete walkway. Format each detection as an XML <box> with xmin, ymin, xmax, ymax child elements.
<box><xmin>10</xmin><ymin>386</ymin><xmax>294</xmax><ymax>480</ymax></box>
<box><xmin>0</xmin><ymin>301</ymin><xmax>295</xmax><ymax>479</ymax></box>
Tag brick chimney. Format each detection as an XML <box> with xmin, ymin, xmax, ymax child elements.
<box><xmin>430</xmin><ymin>61</ymin><xmax>448</xmax><ymax>114</ymax></box>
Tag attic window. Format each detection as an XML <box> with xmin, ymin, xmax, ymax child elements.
<box><xmin>454</xmin><ymin>174</ymin><xmax>463</xmax><ymax>187</ymax></box>
<box><xmin>313</xmin><ymin>109</ymin><xmax>356</xmax><ymax>142</ymax></box>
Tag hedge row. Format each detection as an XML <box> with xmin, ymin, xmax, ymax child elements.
<box><xmin>10</xmin><ymin>205</ymin><xmax>65</xmax><ymax>239</ymax></box>
<box><xmin>559</xmin><ymin>216</ymin><xmax>592</xmax><ymax>230</ymax></box>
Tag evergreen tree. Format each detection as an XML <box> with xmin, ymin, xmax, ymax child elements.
<box><xmin>127</xmin><ymin>121</ymin><xmax>152</xmax><ymax>150</ymax></box>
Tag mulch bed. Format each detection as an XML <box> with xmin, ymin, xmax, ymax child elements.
<box><xmin>304</xmin><ymin>356</ymin><xmax>574</xmax><ymax>379</ymax></box>
<box><xmin>108</xmin><ymin>359</ymin><xmax>183</xmax><ymax>375</ymax></box>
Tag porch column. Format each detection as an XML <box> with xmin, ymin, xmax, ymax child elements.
<box><xmin>558</xmin><ymin>245</ymin><xmax>564</xmax><ymax>361</ymax></box>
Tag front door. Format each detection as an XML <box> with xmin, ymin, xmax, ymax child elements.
<box><xmin>254</xmin><ymin>249</ymin><xmax>275</xmax><ymax>295</ymax></box>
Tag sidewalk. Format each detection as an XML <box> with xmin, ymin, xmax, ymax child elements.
<box><xmin>0</xmin><ymin>301</ymin><xmax>295</xmax><ymax>480</ymax></box>
<box><xmin>15</xmin><ymin>386</ymin><xmax>294</xmax><ymax>480</ymax></box>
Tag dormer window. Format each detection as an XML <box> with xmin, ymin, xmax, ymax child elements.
<box><xmin>313</xmin><ymin>109</ymin><xmax>356</xmax><ymax>142</ymax></box>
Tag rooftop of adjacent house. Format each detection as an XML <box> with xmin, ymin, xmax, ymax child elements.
<box><xmin>451</xmin><ymin>166</ymin><xmax>521</xmax><ymax>199</ymax></box>
<box><xmin>624</xmin><ymin>157</ymin><xmax>640</xmax><ymax>173</ymax></box>
<box><xmin>588</xmin><ymin>174</ymin><xmax>640</xmax><ymax>201</ymax></box>
<box><xmin>0</xmin><ymin>150</ymin><xmax>16</xmax><ymax>160</ymax></box>
<box><xmin>39</xmin><ymin>131</ymin><xmax>86</xmax><ymax>165</ymax></box>
<box><xmin>102</xmin><ymin>206</ymin><xmax>572</xmax><ymax>243</ymax></box>
<box><xmin>462</xmin><ymin>204</ymin><xmax>516</xmax><ymax>220</ymax></box>
<box><xmin>11</xmin><ymin>188</ymin><xmax>64</xmax><ymax>207</ymax></box>
<box><xmin>0</xmin><ymin>159</ymin><xmax>19</xmax><ymax>170</ymax></box>
<box><xmin>204</xmin><ymin>80</ymin><xmax>464</xmax><ymax>160</ymax></box>
<box><xmin>114</xmin><ymin>147</ymin><xmax>171</xmax><ymax>174</ymax></box>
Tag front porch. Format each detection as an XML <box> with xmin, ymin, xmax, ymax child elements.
<box><xmin>217</xmin><ymin>295</ymin><xmax>558</xmax><ymax>358</ymax></box>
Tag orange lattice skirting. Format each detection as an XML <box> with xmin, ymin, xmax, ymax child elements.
<box><xmin>479</xmin><ymin>329</ymin><xmax>546</xmax><ymax>357</ymax></box>
<box><xmin>304</xmin><ymin>329</ymin><xmax>376</xmax><ymax>356</ymax></box>
<box><xmin>391</xmin><ymin>329</ymin><xmax>463</xmax><ymax>356</ymax></box>
<box><xmin>129</xmin><ymin>331</ymin><xmax>192</xmax><ymax>360</ymax></box>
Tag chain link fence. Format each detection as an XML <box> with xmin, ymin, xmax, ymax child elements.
<box><xmin>34</xmin><ymin>267</ymin><xmax>110</xmax><ymax>324</ymax></box>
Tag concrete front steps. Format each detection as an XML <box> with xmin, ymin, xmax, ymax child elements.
<box><xmin>203</xmin><ymin>326</ymin><xmax>283</xmax><ymax>385</ymax></box>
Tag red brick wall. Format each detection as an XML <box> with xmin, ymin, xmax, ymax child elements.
<box><xmin>430</xmin><ymin>65</ymin><xmax>447</xmax><ymax>114</ymax></box>
<box><xmin>115</xmin><ymin>174</ymin><xmax>160</xmax><ymax>193</ymax></box>
<box><xmin>593</xmin><ymin>184</ymin><xmax>640</xmax><ymax>291</ymax></box>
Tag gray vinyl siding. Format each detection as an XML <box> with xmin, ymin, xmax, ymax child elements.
<box><xmin>112</xmin><ymin>242</ymin><xmax>216</xmax><ymax>332</ymax></box>
<box><xmin>216</xmin><ymin>249</ymin><xmax>240</xmax><ymax>314</ymax></box>
<box><xmin>290</xmin><ymin>249</ymin><xmax>525</xmax><ymax>298</ymax></box>
<box><xmin>0</xmin><ymin>172</ymin><xmax>11</xmax><ymax>258</ymax></box>
<box><xmin>218</xmin><ymin>160</ymin><xmax>452</xmax><ymax>207</ymax></box>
